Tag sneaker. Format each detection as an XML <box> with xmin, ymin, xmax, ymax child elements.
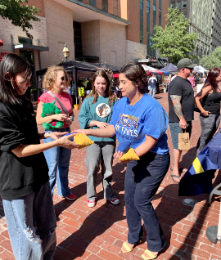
<box><xmin>109</xmin><ymin>197</ymin><xmax>120</xmax><ymax>205</ymax></box>
<box><xmin>87</xmin><ymin>200</ymin><xmax>96</xmax><ymax>208</ymax></box>
<box><xmin>65</xmin><ymin>193</ymin><xmax>76</xmax><ymax>201</ymax></box>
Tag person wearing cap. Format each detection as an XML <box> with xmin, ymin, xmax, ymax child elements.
<box><xmin>168</xmin><ymin>58</ymin><xmax>196</xmax><ymax>183</ymax></box>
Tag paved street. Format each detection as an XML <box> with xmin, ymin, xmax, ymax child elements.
<box><xmin>0</xmin><ymin>92</ymin><xmax>221</xmax><ymax>260</ymax></box>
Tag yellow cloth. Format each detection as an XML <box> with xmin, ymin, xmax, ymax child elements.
<box><xmin>74</xmin><ymin>133</ymin><xmax>94</xmax><ymax>149</ymax></box>
<box><xmin>120</xmin><ymin>148</ymin><xmax>140</xmax><ymax>162</ymax></box>
<box><xmin>78</xmin><ymin>87</ymin><xmax>85</xmax><ymax>97</ymax></box>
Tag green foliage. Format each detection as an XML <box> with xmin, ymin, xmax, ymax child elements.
<box><xmin>30</xmin><ymin>88</ymin><xmax>37</xmax><ymax>93</ymax></box>
<box><xmin>151</xmin><ymin>7</ymin><xmax>198</xmax><ymax>63</ymax></box>
<box><xmin>0</xmin><ymin>0</ymin><xmax>40</xmax><ymax>38</ymax></box>
<box><xmin>200</xmin><ymin>47</ymin><xmax>221</xmax><ymax>70</ymax></box>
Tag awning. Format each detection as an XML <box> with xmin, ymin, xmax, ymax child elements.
<box><xmin>0</xmin><ymin>39</ymin><xmax>3</xmax><ymax>46</ymax></box>
<box><xmin>14</xmin><ymin>44</ymin><xmax>49</xmax><ymax>52</ymax></box>
<box><xmin>142</xmin><ymin>65</ymin><xmax>164</xmax><ymax>75</ymax></box>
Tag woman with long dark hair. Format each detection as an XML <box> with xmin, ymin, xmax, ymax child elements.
<box><xmin>78</xmin><ymin>70</ymin><xmax>120</xmax><ymax>208</ymax></box>
<box><xmin>195</xmin><ymin>67</ymin><xmax>221</xmax><ymax>155</ymax></box>
<box><xmin>76</xmin><ymin>63</ymin><xmax>169</xmax><ymax>259</ymax></box>
<box><xmin>0</xmin><ymin>54</ymin><xmax>79</xmax><ymax>260</ymax></box>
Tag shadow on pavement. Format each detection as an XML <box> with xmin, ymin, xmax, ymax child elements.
<box><xmin>53</xmin><ymin>162</ymin><xmax>130</xmax><ymax>259</ymax></box>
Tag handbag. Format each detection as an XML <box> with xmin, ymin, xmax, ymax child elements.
<box><xmin>178</xmin><ymin>130</ymin><xmax>190</xmax><ymax>150</ymax></box>
<box><xmin>47</xmin><ymin>91</ymin><xmax>69</xmax><ymax>116</ymax></box>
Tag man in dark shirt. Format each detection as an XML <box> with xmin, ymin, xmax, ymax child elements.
<box><xmin>168</xmin><ymin>58</ymin><xmax>196</xmax><ymax>183</ymax></box>
<box><xmin>194</xmin><ymin>73</ymin><xmax>200</xmax><ymax>85</ymax></box>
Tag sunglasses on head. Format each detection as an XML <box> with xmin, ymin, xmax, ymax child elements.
<box><xmin>61</xmin><ymin>76</ymin><xmax>66</xmax><ymax>81</ymax></box>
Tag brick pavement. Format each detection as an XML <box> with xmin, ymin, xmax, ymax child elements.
<box><xmin>0</xmin><ymin>92</ymin><xmax>221</xmax><ymax>260</ymax></box>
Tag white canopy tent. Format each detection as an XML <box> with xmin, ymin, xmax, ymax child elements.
<box><xmin>194</xmin><ymin>65</ymin><xmax>209</xmax><ymax>74</ymax></box>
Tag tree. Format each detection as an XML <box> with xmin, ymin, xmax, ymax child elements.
<box><xmin>200</xmin><ymin>47</ymin><xmax>221</xmax><ymax>70</ymax></box>
<box><xmin>151</xmin><ymin>7</ymin><xmax>198</xmax><ymax>63</ymax></box>
<box><xmin>0</xmin><ymin>0</ymin><xmax>40</xmax><ymax>38</ymax></box>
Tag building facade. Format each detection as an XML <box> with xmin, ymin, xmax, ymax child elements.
<box><xmin>170</xmin><ymin>0</ymin><xmax>221</xmax><ymax>58</ymax></box>
<box><xmin>211</xmin><ymin>0</ymin><xmax>221</xmax><ymax>50</ymax></box>
<box><xmin>0</xmin><ymin>0</ymin><xmax>169</xmax><ymax>70</ymax></box>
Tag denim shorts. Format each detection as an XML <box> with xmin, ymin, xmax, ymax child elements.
<box><xmin>169</xmin><ymin>121</ymin><xmax>192</xmax><ymax>149</ymax></box>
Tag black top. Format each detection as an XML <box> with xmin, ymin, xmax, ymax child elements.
<box><xmin>0</xmin><ymin>100</ymin><xmax>49</xmax><ymax>200</ymax></box>
<box><xmin>168</xmin><ymin>76</ymin><xmax>195</xmax><ymax>123</ymax></box>
<box><xmin>195</xmin><ymin>75</ymin><xmax>200</xmax><ymax>84</ymax></box>
<box><xmin>203</xmin><ymin>92</ymin><xmax>221</xmax><ymax>114</ymax></box>
<box><xmin>86</xmin><ymin>82</ymin><xmax>92</xmax><ymax>91</ymax></box>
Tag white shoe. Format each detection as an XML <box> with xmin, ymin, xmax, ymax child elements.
<box><xmin>87</xmin><ymin>200</ymin><xmax>96</xmax><ymax>208</ymax></box>
<box><xmin>108</xmin><ymin>197</ymin><xmax>120</xmax><ymax>205</ymax></box>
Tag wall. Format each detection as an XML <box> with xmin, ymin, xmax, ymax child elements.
<box><xmin>81</xmin><ymin>20</ymin><xmax>101</xmax><ymax>58</ymax></box>
<box><xmin>81</xmin><ymin>20</ymin><xmax>126</xmax><ymax>67</ymax></box>
<box><xmin>99</xmin><ymin>20</ymin><xmax>126</xmax><ymax>66</ymax></box>
<box><xmin>44</xmin><ymin>0</ymin><xmax>75</xmax><ymax>67</ymax></box>
<box><xmin>126</xmin><ymin>0</ymin><xmax>140</xmax><ymax>43</ymax></box>
<box><xmin>27</xmin><ymin>0</ymin><xmax>45</xmax><ymax>17</ymax></box>
<box><xmin>0</xmin><ymin>15</ymin><xmax>48</xmax><ymax>70</ymax></box>
<box><xmin>126</xmin><ymin>40</ymin><xmax>147</xmax><ymax>63</ymax></box>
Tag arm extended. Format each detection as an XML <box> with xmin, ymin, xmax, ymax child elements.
<box><xmin>75</xmin><ymin>125</ymin><xmax>115</xmax><ymax>138</ymax></box>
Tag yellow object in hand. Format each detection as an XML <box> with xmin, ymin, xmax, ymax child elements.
<box><xmin>74</xmin><ymin>133</ymin><xmax>94</xmax><ymax>149</ymax></box>
<box><xmin>120</xmin><ymin>148</ymin><xmax>140</xmax><ymax>162</ymax></box>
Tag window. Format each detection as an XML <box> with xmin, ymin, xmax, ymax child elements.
<box><xmin>146</xmin><ymin>0</ymin><xmax>150</xmax><ymax>33</ymax></box>
<box><xmin>18</xmin><ymin>37</ymin><xmax>32</xmax><ymax>45</ymax></box>
<box><xmin>177</xmin><ymin>2</ymin><xmax>181</xmax><ymax>9</ymax></box>
<box><xmin>140</xmin><ymin>0</ymin><xmax>143</xmax><ymax>43</ymax></box>
<box><xmin>102</xmin><ymin>0</ymin><xmax>108</xmax><ymax>12</ymax></box>
<box><xmin>147</xmin><ymin>34</ymin><xmax>155</xmax><ymax>57</ymax></box>
<box><xmin>89</xmin><ymin>0</ymin><xmax>96</xmax><ymax>7</ymax></box>
<box><xmin>159</xmin><ymin>0</ymin><xmax>162</xmax><ymax>26</ymax></box>
<box><xmin>171</xmin><ymin>3</ymin><xmax>175</xmax><ymax>8</ymax></box>
<box><xmin>182</xmin><ymin>1</ymin><xmax>187</xmax><ymax>8</ymax></box>
<box><xmin>113</xmin><ymin>0</ymin><xmax>118</xmax><ymax>16</ymax></box>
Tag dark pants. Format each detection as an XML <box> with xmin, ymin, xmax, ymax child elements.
<box><xmin>197</xmin><ymin>113</ymin><xmax>220</xmax><ymax>155</ymax></box>
<box><xmin>125</xmin><ymin>152</ymin><xmax>170</xmax><ymax>252</ymax></box>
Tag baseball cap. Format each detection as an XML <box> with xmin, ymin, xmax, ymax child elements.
<box><xmin>177</xmin><ymin>58</ymin><xmax>197</xmax><ymax>70</ymax></box>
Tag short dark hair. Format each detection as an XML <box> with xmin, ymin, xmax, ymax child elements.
<box><xmin>120</xmin><ymin>63</ymin><xmax>148</xmax><ymax>94</ymax></box>
<box><xmin>0</xmin><ymin>54</ymin><xmax>32</xmax><ymax>105</ymax></box>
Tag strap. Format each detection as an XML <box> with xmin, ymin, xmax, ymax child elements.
<box><xmin>47</xmin><ymin>91</ymin><xmax>69</xmax><ymax>116</ymax></box>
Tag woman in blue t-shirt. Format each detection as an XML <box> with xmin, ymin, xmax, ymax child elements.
<box><xmin>75</xmin><ymin>63</ymin><xmax>170</xmax><ymax>260</ymax></box>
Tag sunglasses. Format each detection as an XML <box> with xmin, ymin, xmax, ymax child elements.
<box><xmin>61</xmin><ymin>76</ymin><xmax>67</xmax><ymax>81</ymax></box>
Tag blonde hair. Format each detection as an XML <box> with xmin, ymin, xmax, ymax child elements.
<box><xmin>43</xmin><ymin>65</ymin><xmax>69</xmax><ymax>92</ymax></box>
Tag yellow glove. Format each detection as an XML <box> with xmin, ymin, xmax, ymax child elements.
<box><xmin>120</xmin><ymin>148</ymin><xmax>140</xmax><ymax>162</ymax></box>
<box><xmin>74</xmin><ymin>133</ymin><xmax>94</xmax><ymax>149</ymax></box>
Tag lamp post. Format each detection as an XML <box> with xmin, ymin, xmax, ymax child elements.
<box><xmin>62</xmin><ymin>44</ymin><xmax>70</xmax><ymax>62</ymax></box>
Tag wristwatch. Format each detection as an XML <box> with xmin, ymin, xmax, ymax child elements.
<box><xmin>70</xmin><ymin>116</ymin><xmax>74</xmax><ymax>121</ymax></box>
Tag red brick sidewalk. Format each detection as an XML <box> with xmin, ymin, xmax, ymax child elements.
<box><xmin>0</xmin><ymin>92</ymin><xmax>221</xmax><ymax>260</ymax></box>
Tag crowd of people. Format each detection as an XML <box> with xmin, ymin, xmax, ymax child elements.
<box><xmin>0</xmin><ymin>53</ymin><xmax>220</xmax><ymax>260</ymax></box>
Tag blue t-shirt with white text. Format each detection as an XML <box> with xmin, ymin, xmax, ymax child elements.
<box><xmin>109</xmin><ymin>93</ymin><xmax>169</xmax><ymax>154</ymax></box>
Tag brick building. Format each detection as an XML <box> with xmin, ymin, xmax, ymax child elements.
<box><xmin>0</xmin><ymin>0</ymin><xmax>169</xmax><ymax>70</ymax></box>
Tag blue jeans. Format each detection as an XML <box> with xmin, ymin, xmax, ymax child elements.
<box><xmin>125</xmin><ymin>152</ymin><xmax>170</xmax><ymax>252</ymax></box>
<box><xmin>2</xmin><ymin>182</ymin><xmax>56</xmax><ymax>260</ymax></box>
<box><xmin>43</xmin><ymin>127</ymin><xmax>71</xmax><ymax>197</ymax></box>
<box><xmin>149</xmin><ymin>87</ymin><xmax>156</xmax><ymax>98</ymax></box>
